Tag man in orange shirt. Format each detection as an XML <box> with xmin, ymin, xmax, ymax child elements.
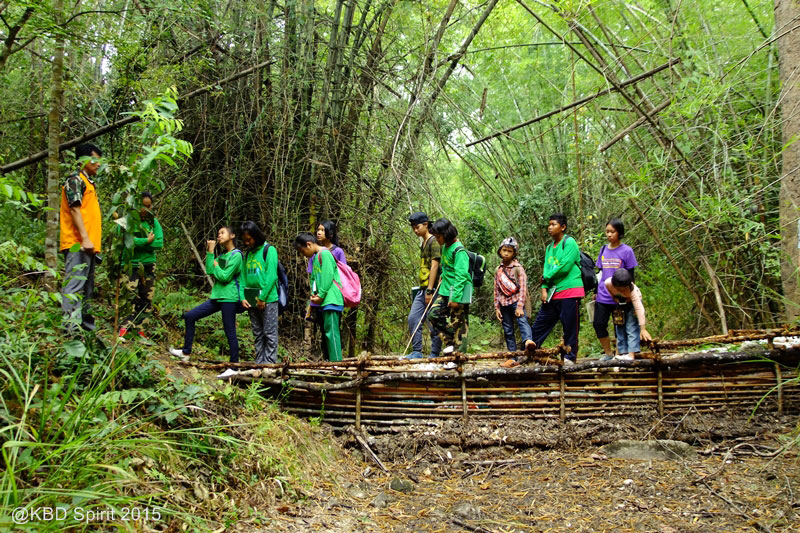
<box><xmin>61</xmin><ymin>143</ymin><xmax>103</xmax><ymax>334</ymax></box>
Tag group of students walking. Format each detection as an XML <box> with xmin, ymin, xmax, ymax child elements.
<box><xmin>404</xmin><ymin>212</ymin><xmax>652</xmax><ymax>368</ymax></box>
<box><xmin>59</xmin><ymin>144</ymin><xmax>650</xmax><ymax>376</ymax></box>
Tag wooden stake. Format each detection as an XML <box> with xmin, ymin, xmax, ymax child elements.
<box><xmin>559</xmin><ymin>371</ymin><xmax>566</xmax><ymax>421</ymax></box>
<box><xmin>775</xmin><ymin>363</ymin><xmax>783</xmax><ymax>415</ymax></box>
<box><xmin>657</xmin><ymin>367</ymin><xmax>664</xmax><ymax>417</ymax></box>
<box><xmin>355</xmin><ymin>384</ymin><xmax>363</xmax><ymax>430</ymax></box>
<box><xmin>461</xmin><ymin>374</ymin><xmax>468</xmax><ymax>422</ymax></box>
<box><xmin>179</xmin><ymin>221</ymin><xmax>214</xmax><ymax>288</ymax></box>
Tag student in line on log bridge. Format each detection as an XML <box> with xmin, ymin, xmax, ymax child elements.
<box><xmin>305</xmin><ymin>220</ymin><xmax>346</xmax><ymax>360</ymax></box>
<box><xmin>493</xmin><ymin>237</ymin><xmax>533</xmax><ymax>353</ymax></box>
<box><xmin>296</xmin><ymin>232</ymin><xmax>344</xmax><ymax>362</ymax></box>
<box><xmin>405</xmin><ymin>211</ymin><xmax>443</xmax><ymax>359</ymax></box>
<box><xmin>604</xmin><ymin>268</ymin><xmax>652</xmax><ymax>361</ymax></box>
<box><xmin>593</xmin><ymin>218</ymin><xmax>638</xmax><ymax>361</ymax></box>
<box><xmin>429</xmin><ymin>218</ymin><xmax>473</xmax><ymax>360</ymax></box>
<box><xmin>503</xmin><ymin>213</ymin><xmax>584</xmax><ymax>367</ymax></box>
<box><xmin>169</xmin><ymin>226</ymin><xmax>245</xmax><ymax>380</ymax></box>
<box><xmin>240</xmin><ymin>221</ymin><xmax>280</xmax><ymax>364</ymax></box>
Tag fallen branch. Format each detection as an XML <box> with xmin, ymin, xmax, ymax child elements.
<box><xmin>466</xmin><ymin>58</ymin><xmax>680</xmax><ymax>147</ymax></box>
<box><xmin>349</xmin><ymin>428</ymin><xmax>388</xmax><ymax>473</ymax></box>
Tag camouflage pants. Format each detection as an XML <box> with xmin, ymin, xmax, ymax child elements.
<box><xmin>120</xmin><ymin>263</ymin><xmax>156</xmax><ymax>331</ymax></box>
<box><xmin>429</xmin><ymin>296</ymin><xmax>469</xmax><ymax>352</ymax></box>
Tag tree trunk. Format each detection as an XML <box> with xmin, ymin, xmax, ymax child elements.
<box><xmin>776</xmin><ymin>0</ymin><xmax>800</xmax><ymax>321</ymax></box>
<box><xmin>44</xmin><ymin>0</ymin><xmax>65</xmax><ymax>287</ymax></box>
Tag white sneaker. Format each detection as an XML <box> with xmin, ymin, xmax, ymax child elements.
<box><xmin>169</xmin><ymin>347</ymin><xmax>190</xmax><ymax>362</ymax></box>
<box><xmin>562</xmin><ymin>358</ymin><xmax>575</xmax><ymax>367</ymax></box>
<box><xmin>443</xmin><ymin>361</ymin><xmax>457</xmax><ymax>370</ymax></box>
<box><xmin>216</xmin><ymin>368</ymin><xmax>238</xmax><ymax>380</ymax></box>
<box><xmin>442</xmin><ymin>345</ymin><xmax>455</xmax><ymax>355</ymax></box>
<box><xmin>614</xmin><ymin>353</ymin><xmax>634</xmax><ymax>361</ymax></box>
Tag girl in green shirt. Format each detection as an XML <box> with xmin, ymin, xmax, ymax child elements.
<box><xmin>428</xmin><ymin>218</ymin><xmax>472</xmax><ymax>357</ymax></box>
<box><xmin>240</xmin><ymin>221</ymin><xmax>280</xmax><ymax>364</ymax></box>
<box><xmin>169</xmin><ymin>226</ymin><xmax>244</xmax><ymax>380</ymax></box>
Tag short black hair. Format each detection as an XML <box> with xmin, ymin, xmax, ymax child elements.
<box><xmin>317</xmin><ymin>220</ymin><xmax>339</xmax><ymax>246</ymax></box>
<box><xmin>240</xmin><ymin>221</ymin><xmax>266</xmax><ymax>249</ymax></box>
<box><xmin>607</xmin><ymin>218</ymin><xmax>625</xmax><ymax>239</ymax></box>
<box><xmin>141</xmin><ymin>190</ymin><xmax>153</xmax><ymax>202</ymax></box>
<box><xmin>294</xmin><ymin>232</ymin><xmax>316</xmax><ymax>250</ymax></box>
<box><xmin>549</xmin><ymin>213</ymin><xmax>567</xmax><ymax>229</ymax></box>
<box><xmin>611</xmin><ymin>268</ymin><xmax>633</xmax><ymax>288</ymax></box>
<box><xmin>431</xmin><ymin>218</ymin><xmax>458</xmax><ymax>244</ymax></box>
<box><xmin>75</xmin><ymin>143</ymin><xmax>102</xmax><ymax>159</ymax></box>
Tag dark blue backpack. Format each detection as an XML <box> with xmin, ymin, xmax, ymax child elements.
<box><xmin>262</xmin><ymin>243</ymin><xmax>290</xmax><ymax>314</ymax></box>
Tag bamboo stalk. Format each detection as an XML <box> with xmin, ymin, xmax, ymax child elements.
<box><xmin>180</xmin><ymin>221</ymin><xmax>214</xmax><ymax>288</ymax></box>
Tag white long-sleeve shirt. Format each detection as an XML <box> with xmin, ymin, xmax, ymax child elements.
<box><xmin>604</xmin><ymin>278</ymin><xmax>646</xmax><ymax>327</ymax></box>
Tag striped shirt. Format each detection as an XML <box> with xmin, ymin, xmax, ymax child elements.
<box><xmin>494</xmin><ymin>260</ymin><xmax>528</xmax><ymax>311</ymax></box>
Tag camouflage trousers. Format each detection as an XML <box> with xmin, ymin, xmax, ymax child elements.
<box><xmin>120</xmin><ymin>263</ymin><xmax>156</xmax><ymax>331</ymax></box>
<box><xmin>429</xmin><ymin>295</ymin><xmax>469</xmax><ymax>352</ymax></box>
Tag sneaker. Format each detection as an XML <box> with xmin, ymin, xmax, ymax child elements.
<box><xmin>524</xmin><ymin>340</ymin><xmax>537</xmax><ymax>352</ymax></box>
<box><xmin>562</xmin><ymin>358</ymin><xmax>576</xmax><ymax>367</ymax></box>
<box><xmin>428</xmin><ymin>353</ymin><xmax>440</xmax><ymax>359</ymax></box>
<box><xmin>614</xmin><ymin>353</ymin><xmax>634</xmax><ymax>361</ymax></box>
<box><xmin>403</xmin><ymin>351</ymin><xmax>425</xmax><ymax>360</ymax></box>
<box><xmin>443</xmin><ymin>361</ymin><xmax>458</xmax><ymax>370</ymax></box>
<box><xmin>217</xmin><ymin>368</ymin><xmax>238</xmax><ymax>380</ymax></box>
<box><xmin>118</xmin><ymin>327</ymin><xmax>128</xmax><ymax>338</ymax></box>
<box><xmin>599</xmin><ymin>354</ymin><xmax>614</xmax><ymax>362</ymax></box>
<box><xmin>500</xmin><ymin>358</ymin><xmax>520</xmax><ymax>368</ymax></box>
<box><xmin>169</xmin><ymin>347</ymin><xmax>190</xmax><ymax>362</ymax></box>
<box><xmin>137</xmin><ymin>331</ymin><xmax>148</xmax><ymax>339</ymax></box>
<box><xmin>442</xmin><ymin>345</ymin><xmax>455</xmax><ymax>355</ymax></box>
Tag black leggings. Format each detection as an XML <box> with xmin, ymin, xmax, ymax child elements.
<box><xmin>592</xmin><ymin>301</ymin><xmax>618</xmax><ymax>339</ymax></box>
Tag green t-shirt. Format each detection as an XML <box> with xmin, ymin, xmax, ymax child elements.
<box><xmin>418</xmin><ymin>235</ymin><xmax>441</xmax><ymax>287</ymax></box>
<box><xmin>311</xmin><ymin>248</ymin><xmax>343</xmax><ymax>308</ymax></box>
<box><xmin>437</xmin><ymin>241</ymin><xmax>473</xmax><ymax>304</ymax></box>
<box><xmin>206</xmin><ymin>249</ymin><xmax>243</xmax><ymax>302</ymax></box>
<box><xmin>243</xmin><ymin>243</ymin><xmax>279</xmax><ymax>303</ymax></box>
<box><xmin>542</xmin><ymin>236</ymin><xmax>583</xmax><ymax>292</ymax></box>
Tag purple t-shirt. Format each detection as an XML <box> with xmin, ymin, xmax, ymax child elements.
<box><xmin>307</xmin><ymin>245</ymin><xmax>346</xmax><ymax>307</ymax></box>
<box><xmin>595</xmin><ymin>243</ymin><xmax>638</xmax><ymax>304</ymax></box>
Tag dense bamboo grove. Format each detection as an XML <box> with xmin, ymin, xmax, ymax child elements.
<box><xmin>0</xmin><ymin>0</ymin><xmax>795</xmax><ymax>351</ymax></box>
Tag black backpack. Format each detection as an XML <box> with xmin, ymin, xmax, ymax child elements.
<box><xmin>455</xmin><ymin>244</ymin><xmax>487</xmax><ymax>288</ymax></box>
<box><xmin>262</xmin><ymin>243</ymin><xmax>290</xmax><ymax>314</ymax></box>
<box><xmin>568</xmin><ymin>236</ymin><xmax>597</xmax><ymax>293</ymax></box>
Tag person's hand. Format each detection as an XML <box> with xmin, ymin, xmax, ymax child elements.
<box><xmin>540</xmin><ymin>288</ymin><xmax>548</xmax><ymax>304</ymax></box>
<box><xmin>81</xmin><ymin>238</ymin><xmax>95</xmax><ymax>254</ymax></box>
<box><xmin>425</xmin><ymin>292</ymin><xmax>433</xmax><ymax>305</ymax></box>
<box><xmin>448</xmin><ymin>301</ymin><xmax>459</xmax><ymax>309</ymax></box>
<box><xmin>640</xmin><ymin>328</ymin><xmax>652</xmax><ymax>342</ymax></box>
<box><xmin>206</xmin><ymin>240</ymin><xmax>216</xmax><ymax>253</ymax></box>
<box><xmin>495</xmin><ymin>309</ymin><xmax>502</xmax><ymax>322</ymax></box>
<box><xmin>310</xmin><ymin>295</ymin><xmax>323</xmax><ymax>305</ymax></box>
<box><xmin>593</xmin><ymin>293</ymin><xmax>597</xmax><ymax>301</ymax></box>
<box><xmin>256</xmin><ymin>299</ymin><xmax>266</xmax><ymax>311</ymax></box>
<box><xmin>147</xmin><ymin>232</ymin><xmax>155</xmax><ymax>244</ymax></box>
<box><xmin>241</xmin><ymin>299</ymin><xmax>251</xmax><ymax>309</ymax></box>
<box><xmin>515</xmin><ymin>307</ymin><xmax>524</xmax><ymax>318</ymax></box>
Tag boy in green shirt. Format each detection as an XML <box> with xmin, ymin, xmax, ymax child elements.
<box><xmin>119</xmin><ymin>191</ymin><xmax>163</xmax><ymax>339</ymax></box>
<box><xmin>295</xmin><ymin>232</ymin><xmax>343</xmax><ymax>361</ymax></box>
<box><xmin>502</xmin><ymin>213</ymin><xmax>584</xmax><ymax>367</ymax></box>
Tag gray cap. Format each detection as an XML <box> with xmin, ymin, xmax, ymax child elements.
<box><xmin>497</xmin><ymin>237</ymin><xmax>518</xmax><ymax>257</ymax></box>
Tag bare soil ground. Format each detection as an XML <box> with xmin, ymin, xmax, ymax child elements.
<box><xmin>223</xmin><ymin>416</ymin><xmax>800</xmax><ymax>532</ymax></box>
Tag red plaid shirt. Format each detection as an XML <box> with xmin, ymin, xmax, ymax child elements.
<box><xmin>494</xmin><ymin>260</ymin><xmax>528</xmax><ymax>311</ymax></box>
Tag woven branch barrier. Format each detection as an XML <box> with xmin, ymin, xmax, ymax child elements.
<box><xmin>184</xmin><ymin>329</ymin><xmax>800</xmax><ymax>426</ymax></box>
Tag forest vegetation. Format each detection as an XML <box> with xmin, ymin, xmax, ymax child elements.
<box><xmin>1</xmin><ymin>0</ymin><xmax>799</xmax><ymax>529</ymax></box>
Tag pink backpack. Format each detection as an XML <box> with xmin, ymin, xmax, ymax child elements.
<box><xmin>333</xmin><ymin>260</ymin><xmax>361</xmax><ymax>307</ymax></box>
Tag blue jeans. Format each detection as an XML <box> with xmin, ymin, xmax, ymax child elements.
<box><xmin>499</xmin><ymin>304</ymin><xmax>532</xmax><ymax>351</ymax></box>
<box><xmin>615</xmin><ymin>304</ymin><xmax>641</xmax><ymax>354</ymax></box>
<box><xmin>182</xmin><ymin>299</ymin><xmax>244</xmax><ymax>363</ymax></box>
<box><xmin>408</xmin><ymin>290</ymin><xmax>442</xmax><ymax>355</ymax></box>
